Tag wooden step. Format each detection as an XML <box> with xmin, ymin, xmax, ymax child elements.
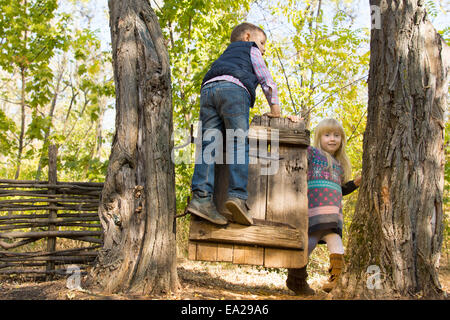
<box><xmin>189</xmin><ymin>217</ymin><xmax>304</xmax><ymax>250</ymax></box>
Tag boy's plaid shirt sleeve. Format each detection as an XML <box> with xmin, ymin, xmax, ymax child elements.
<box><xmin>250</xmin><ymin>46</ymin><xmax>279</xmax><ymax>106</ymax></box>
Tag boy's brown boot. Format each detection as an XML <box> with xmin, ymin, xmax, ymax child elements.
<box><xmin>322</xmin><ymin>253</ymin><xmax>345</xmax><ymax>293</ymax></box>
<box><xmin>286</xmin><ymin>267</ymin><xmax>315</xmax><ymax>296</ymax></box>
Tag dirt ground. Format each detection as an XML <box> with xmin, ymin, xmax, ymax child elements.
<box><xmin>0</xmin><ymin>258</ymin><xmax>449</xmax><ymax>300</ymax></box>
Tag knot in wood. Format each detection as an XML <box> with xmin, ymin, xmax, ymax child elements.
<box><xmin>135</xmin><ymin>204</ymin><xmax>142</xmax><ymax>213</ymax></box>
<box><xmin>134</xmin><ymin>185</ymin><xmax>144</xmax><ymax>198</ymax></box>
<box><xmin>286</xmin><ymin>160</ymin><xmax>304</xmax><ymax>173</ymax></box>
<box><xmin>152</xmin><ymin>94</ymin><xmax>162</xmax><ymax>105</ymax></box>
<box><xmin>112</xmin><ymin>214</ymin><xmax>122</xmax><ymax>227</ymax></box>
<box><xmin>105</xmin><ymin>198</ymin><xmax>118</xmax><ymax>211</ymax></box>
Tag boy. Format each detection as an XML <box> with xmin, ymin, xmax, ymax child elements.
<box><xmin>187</xmin><ymin>22</ymin><xmax>281</xmax><ymax>226</ymax></box>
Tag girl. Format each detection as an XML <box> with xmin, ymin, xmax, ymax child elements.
<box><xmin>286</xmin><ymin>118</ymin><xmax>361</xmax><ymax>295</ymax></box>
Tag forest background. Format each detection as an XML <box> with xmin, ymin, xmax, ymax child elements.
<box><xmin>0</xmin><ymin>0</ymin><xmax>448</xmax><ymax>272</ymax></box>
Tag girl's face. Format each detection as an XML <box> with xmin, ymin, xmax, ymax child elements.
<box><xmin>320</xmin><ymin>131</ymin><xmax>342</xmax><ymax>155</ymax></box>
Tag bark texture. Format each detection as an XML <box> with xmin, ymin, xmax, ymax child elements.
<box><xmin>86</xmin><ymin>0</ymin><xmax>179</xmax><ymax>294</ymax></box>
<box><xmin>333</xmin><ymin>0</ymin><xmax>449</xmax><ymax>299</ymax></box>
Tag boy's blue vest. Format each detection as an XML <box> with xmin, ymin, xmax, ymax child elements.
<box><xmin>202</xmin><ymin>41</ymin><xmax>259</xmax><ymax>107</ymax></box>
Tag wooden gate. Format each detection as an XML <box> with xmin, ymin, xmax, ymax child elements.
<box><xmin>188</xmin><ymin>115</ymin><xmax>310</xmax><ymax>268</ymax></box>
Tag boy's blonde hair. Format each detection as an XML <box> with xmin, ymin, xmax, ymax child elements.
<box><xmin>313</xmin><ymin>118</ymin><xmax>352</xmax><ymax>183</ymax></box>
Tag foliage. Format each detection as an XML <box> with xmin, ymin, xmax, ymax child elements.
<box><xmin>0</xmin><ymin>0</ymin><xmax>114</xmax><ymax>182</ymax></box>
<box><xmin>0</xmin><ymin>0</ymin><xmax>70</xmax><ymax>179</ymax></box>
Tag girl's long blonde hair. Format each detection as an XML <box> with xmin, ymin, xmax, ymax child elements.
<box><xmin>313</xmin><ymin>118</ymin><xmax>352</xmax><ymax>183</ymax></box>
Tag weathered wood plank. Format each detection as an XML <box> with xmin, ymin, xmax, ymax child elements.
<box><xmin>217</xmin><ymin>244</ymin><xmax>233</xmax><ymax>262</ymax></box>
<box><xmin>189</xmin><ymin>241</ymin><xmax>233</xmax><ymax>263</ymax></box>
<box><xmin>248</xmin><ymin>125</ymin><xmax>310</xmax><ymax>146</ymax></box>
<box><xmin>264</xmin><ymin>248</ymin><xmax>305</xmax><ymax>268</ymax></box>
<box><xmin>188</xmin><ymin>242</ymin><xmax>197</xmax><ymax>260</ymax></box>
<box><xmin>213</xmin><ymin>162</ymin><xmax>229</xmax><ymax>216</ymax></box>
<box><xmin>195</xmin><ymin>242</ymin><xmax>218</xmax><ymax>261</ymax></box>
<box><xmin>213</xmin><ymin>130</ymin><xmax>230</xmax><ymax>216</ymax></box>
<box><xmin>189</xmin><ymin>219</ymin><xmax>303</xmax><ymax>250</ymax></box>
<box><xmin>265</xmin><ymin>118</ymin><xmax>309</xmax><ymax>267</ymax></box>
<box><xmin>247</xmin><ymin>115</ymin><xmax>268</xmax><ymax>220</ymax></box>
<box><xmin>266</xmin><ymin>117</ymin><xmax>308</xmax><ymax>229</ymax></box>
<box><xmin>233</xmin><ymin>245</ymin><xmax>264</xmax><ymax>265</ymax></box>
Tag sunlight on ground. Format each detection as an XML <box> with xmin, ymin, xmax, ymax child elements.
<box><xmin>178</xmin><ymin>258</ymin><xmax>328</xmax><ymax>298</ymax></box>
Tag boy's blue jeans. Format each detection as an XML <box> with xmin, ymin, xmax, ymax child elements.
<box><xmin>191</xmin><ymin>81</ymin><xmax>250</xmax><ymax>200</ymax></box>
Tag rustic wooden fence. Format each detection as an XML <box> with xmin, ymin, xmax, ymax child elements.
<box><xmin>0</xmin><ymin>145</ymin><xmax>103</xmax><ymax>278</ymax></box>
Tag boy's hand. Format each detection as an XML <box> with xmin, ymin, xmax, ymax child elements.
<box><xmin>286</xmin><ymin>115</ymin><xmax>302</xmax><ymax>122</ymax></box>
<box><xmin>354</xmin><ymin>175</ymin><xmax>362</xmax><ymax>187</ymax></box>
<box><xmin>263</xmin><ymin>104</ymin><xmax>281</xmax><ymax>118</ymax></box>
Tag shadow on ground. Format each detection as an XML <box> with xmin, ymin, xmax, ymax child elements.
<box><xmin>0</xmin><ymin>259</ymin><xmax>448</xmax><ymax>300</ymax></box>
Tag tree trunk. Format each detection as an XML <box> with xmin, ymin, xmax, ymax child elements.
<box><xmin>15</xmin><ymin>67</ymin><xmax>26</xmax><ymax>180</ymax></box>
<box><xmin>36</xmin><ymin>62</ymin><xmax>65</xmax><ymax>181</ymax></box>
<box><xmin>333</xmin><ymin>0</ymin><xmax>449</xmax><ymax>299</ymax></box>
<box><xmin>86</xmin><ymin>0</ymin><xmax>179</xmax><ymax>294</ymax></box>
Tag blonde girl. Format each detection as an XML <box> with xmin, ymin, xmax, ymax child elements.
<box><xmin>286</xmin><ymin>118</ymin><xmax>361</xmax><ymax>295</ymax></box>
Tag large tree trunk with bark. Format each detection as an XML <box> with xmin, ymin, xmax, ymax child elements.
<box><xmin>86</xmin><ymin>0</ymin><xmax>179</xmax><ymax>294</ymax></box>
<box><xmin>333</xmin><ymin>0</ymin><xmax>449</xmax><ymax>299</ymax></box>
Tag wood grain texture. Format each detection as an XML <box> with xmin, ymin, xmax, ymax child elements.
<box><xmin>217</xmin><ymin>244</ymin><xmax>233</xmax><ymax>262</ymax></box>
<box><xmin>189</xmin><ymin>219</ymin><xmax>304</xmax><ymax>249</ymax></box>
<box><xmin>266</xmin><ymin>117</ymin><xmax>308</xmax><ymax>236</ymax></box>
<box><xmin>248</xmin><ymin>125</ymin><xmax>310</xmax><ymax>146</ymax></box>
<box><xmin>247</xmin><ymin>116</ymin><xmax>267</xmax><ymax>220</ymax></box>
<box><xmin>233</xmin><ymin>245</ymin><xmax>264</xmax><ymax>265</ymax></box>
<box><xmin>264</xmin><ymin>248</ymin><xmax>305</xmax><ymax>268</ymax></box>
<box><xmin>87</xmin><ymin>0</ymin><xmax>179</xmax><ymax>294</ymax></box>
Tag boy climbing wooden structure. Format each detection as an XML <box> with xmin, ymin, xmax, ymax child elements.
<box><xmin>188</xmin><ymin>115</ymin><xmax>310</xmax><ymax>269</ymax></box>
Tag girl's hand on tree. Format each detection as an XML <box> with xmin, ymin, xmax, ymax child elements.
<box><xmin>354</xmin><ymin>175</ymin><xmax>362</xmax><ymax>187</ymax></box>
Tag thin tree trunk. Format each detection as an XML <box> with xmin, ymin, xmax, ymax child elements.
<box><xmin>333</xmin><ymin>0</ymin><xmax>449</xmax><ymax>299</ymax></box>
<box><xmin>15</xmin><ymin>67</ymin><xmax>26</xmax><ymax>180</ymax></box>
<box><xmin>15</xmin><ymin>0</ymin><xmax>29</xmax><ymax>180</ymax></box>
<box><xmin>35</xmin><ymin>61</ymin><xmax>65</xmax><ymax>181</ymax></box>
<box><xmin>82</xmin><ymin>101</ymin><xmax>104</xmax><ymax>179</ymax></box>
<box><xmin>95</xmin><ymin>99</ymin><xmax>105</xmax><ymax>158</ymax></box>
<box><xmin>86</xmin><ymin>0</ymin><xmax>179</xmax><ymax>295</ymax></box>
<box><xmin>305</xmin><ymin>0</ymin><xmax>322</xmax><ymax>127</ymax></box>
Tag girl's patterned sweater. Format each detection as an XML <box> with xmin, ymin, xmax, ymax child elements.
<box><xmin>307</xmin><ymin>146</ymin><xmax>357</xmax><ymax>237</ymax></box>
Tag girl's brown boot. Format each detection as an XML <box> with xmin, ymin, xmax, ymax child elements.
<box><xmin>322</xmin><ymin>253</ymin><xmax>344</xmax><ymax>293</ymax></box>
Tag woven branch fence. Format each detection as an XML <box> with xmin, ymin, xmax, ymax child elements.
<box><xmin>0</xmin><ymin>145</ymin><xmax>103</xmax><ymax>278</ymax></box>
